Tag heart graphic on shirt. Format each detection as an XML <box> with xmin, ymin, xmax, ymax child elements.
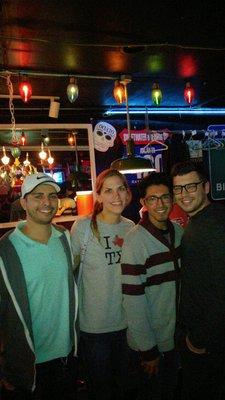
<box><xmin>112</xmin><ymin>235</ymin><xmax>124</xmax><ymax>247</ymax></box>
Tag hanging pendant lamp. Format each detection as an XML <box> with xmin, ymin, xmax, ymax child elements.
<box><xmin>111</xmin><ymin>75</ymin><xmax>155</xmax><ymax>174</ymax></box>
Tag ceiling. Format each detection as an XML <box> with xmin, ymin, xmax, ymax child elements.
<box><xmin>0</xmin><ymin>0</ymin><xmax>225</xmax><ymax>126</ymax></box>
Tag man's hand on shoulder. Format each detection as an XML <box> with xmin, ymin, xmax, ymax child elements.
<box><xmin>186</xmin><ymin>336</ymin><xmax>206</xmax><ymax>354</ymax></box>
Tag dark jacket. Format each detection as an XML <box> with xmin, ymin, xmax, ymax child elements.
<box><xmin>178</xmin><ymin>203</ymin><xmax>225</xmax><ymax>352</ymax></box>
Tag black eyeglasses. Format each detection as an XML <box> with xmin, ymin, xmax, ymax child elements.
<box><xmin>144</xmin><ymin>193</ymin><xmax>171</xmax><ymax>205</ymax></box>
<box><xmin>173</xmin><ymin>181</ymin><xmax>204</xmax><ymax>195</ymax></box>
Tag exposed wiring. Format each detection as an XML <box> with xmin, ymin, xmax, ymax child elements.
<box><xmin>0</xmin><ymin>35</ymin><xmax>225</xmax><ymax>52</ymax></box>
<box><xmin>6</xmin><ymin>72</ymin><xmax>18</xmax><ymax>144</ymax></box>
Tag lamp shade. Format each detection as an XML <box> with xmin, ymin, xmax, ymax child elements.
<box><xmin>111</xmin><ymin>155</ymin><xmax>155</xmax><ymax>174</ymax></box>
<box><xmin>111</xmin><ymin>139</ymin><xmax>155</xmax><ymax>174</ymax></box>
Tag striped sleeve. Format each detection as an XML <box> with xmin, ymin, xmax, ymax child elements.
<box><xmin>121</xmin><ymin>235</ymin><xmax>159</xmax><ymax>360</ymax></box>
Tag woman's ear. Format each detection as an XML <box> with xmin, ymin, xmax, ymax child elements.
<box><xmin>125</xmin><ymin>190</ymin><xmax>132</xmax><ymax>206</ymax></box>
<box><xmin>96</xmin><ymin>193</ymin><xmax>103</xmax><ymax>205</ymax></box>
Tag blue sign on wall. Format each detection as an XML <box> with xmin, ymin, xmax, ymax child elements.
<box><xmin>208</xmin><ymin>125</ymin><xmax>225</xmax><ymax>133</ymax></box>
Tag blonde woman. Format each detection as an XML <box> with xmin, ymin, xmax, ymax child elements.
<box><xmin>70</xmin><ymin>169</ymin><xmax>134</xmax><ymax>400</ymax></box>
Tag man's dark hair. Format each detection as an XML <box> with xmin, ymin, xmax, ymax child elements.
<box><xmin>170</xmin><ymin>161</ymin><xmax>209</xmax><ymax>182</ymax></box>
<box><xmin>138</xmin><ymin>172</ymin><xmax>172</xmax><ymax>199</ymax></box>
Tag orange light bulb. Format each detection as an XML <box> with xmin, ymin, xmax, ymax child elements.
<box><xmin>113</xmin><ymin>81</ymin><xmax>126</xmax><ymax>104</ymax></box>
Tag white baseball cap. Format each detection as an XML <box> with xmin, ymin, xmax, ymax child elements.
<box><xmin>21</xmin><ymin>173</ymin><xmax>60</xmax><ymax>198</ymax></box>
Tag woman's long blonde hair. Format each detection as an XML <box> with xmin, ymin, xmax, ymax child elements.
<box><xmin>90</xmin><ymin>169</ymin><xmax>131</xmax><ymax>241</ymax></box>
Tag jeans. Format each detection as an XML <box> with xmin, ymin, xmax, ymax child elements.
<box><xmin>80</xmin><ymin>329</ymin><xmax>129</xmax><ymax>400</ymax></box>
<box><xmin>1</xmin><ymin>353</ymin><xmax>77</xmax><ymax>400</ymax></box>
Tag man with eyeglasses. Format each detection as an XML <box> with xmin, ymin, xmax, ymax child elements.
<box><xmin>171</xmin><ymin>161</ymin><xmax>225</xmax><ymax>400</ymax></box>
<box><xmin>121</xmin><ymin>172</ymin><xmax>183</xmax><ymax>400</ymax></box>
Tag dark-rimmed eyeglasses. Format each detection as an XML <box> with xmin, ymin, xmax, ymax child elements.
<box><xmin>173</xmin><ymin>181</ymin><xmax>204</xmax><ymax>195</ymax></box>
<box><xmin>144</xmin><ymin>193</ymin><xmax>171</xmax><ymax>205</ymax></box>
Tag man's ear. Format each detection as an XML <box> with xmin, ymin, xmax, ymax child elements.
<box><xmin>205</xmin><ymin>181</ymin><xmax>210</xmax><ymax>195</ymax></box>
<box><xmin>20</xmin><ymin>197</ymin><xmax>26</xmax><ymax>211</ymax></box>
<box><xmin>140</xmin><ymin>198</ymin><xmax>145</xmax><ymax>207</ymax></box>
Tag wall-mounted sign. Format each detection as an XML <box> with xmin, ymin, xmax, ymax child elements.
<box><xmin>207</xmin><ymin>125</ymin><xmax>225</xmax><ymax>135</ymax></box>
<box><xmin>93</xmin><ymin>122</ymin><xmax>116</xmax><ymax>152</ymax></box>
<box><xmin>118</xmin><ymin>129</ymin><xmax>170</xmax><ymax>145</ymax></box>
<box><xmin>208</xmin><ymin>148</ymin><xmax>225</xmax><ymax>200</ymax></box>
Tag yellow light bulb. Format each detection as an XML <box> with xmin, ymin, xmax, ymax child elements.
<box><xmin>47</xmin><ymin>150</ymin><xmax>54</xmax><ymax>165</ymax></box>
<box><xmin>23</xmin><ymin>152</ymin><xmax>30</xmax><ymax>166</ymax></box>
<box><xmin>1</xmin><ymin>147</ymin><xmax>10</xmax><ymax>165</ymax></box>
<box><xmin>39</xmin><ymin>143</ymin><xmax>47</xmax><ymax>160</ymax></box>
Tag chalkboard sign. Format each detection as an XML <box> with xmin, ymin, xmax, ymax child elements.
<box><xmin>208</xmin><ymin>148</ymin><xmax>225</xmax><ymax>200</ymax></box>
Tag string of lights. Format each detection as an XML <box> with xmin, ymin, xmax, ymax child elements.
<box><xmin>0</xmin><ymin>69</ymin><xmax>197</xmax><ymax>107</ymax></box>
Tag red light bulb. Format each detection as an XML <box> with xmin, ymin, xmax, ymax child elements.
<box><xmin>19</xmin><ymin>80</ymin><xmax>32</xmax><ymax>103</ymax></box>
<box><xmin>184</xmin><ymin>82</ymin><xmax>195</xmax><ymax>105</ymax></box>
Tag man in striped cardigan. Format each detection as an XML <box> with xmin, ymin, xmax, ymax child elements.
<box><xmin>121</xmin><ymin>172</ymin><xmax>183</xmax><ymax>400</ymax></box>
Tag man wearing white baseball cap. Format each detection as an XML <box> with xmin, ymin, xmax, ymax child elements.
<box><xmin>21</xmin><ymin>172</ymin><xmax>61</xmax><ymax>198</ymax></box>
<box><xmin>0</xmin><ymin>173</ymin><xmax>78</xmax><ymax>399</ymax></box>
